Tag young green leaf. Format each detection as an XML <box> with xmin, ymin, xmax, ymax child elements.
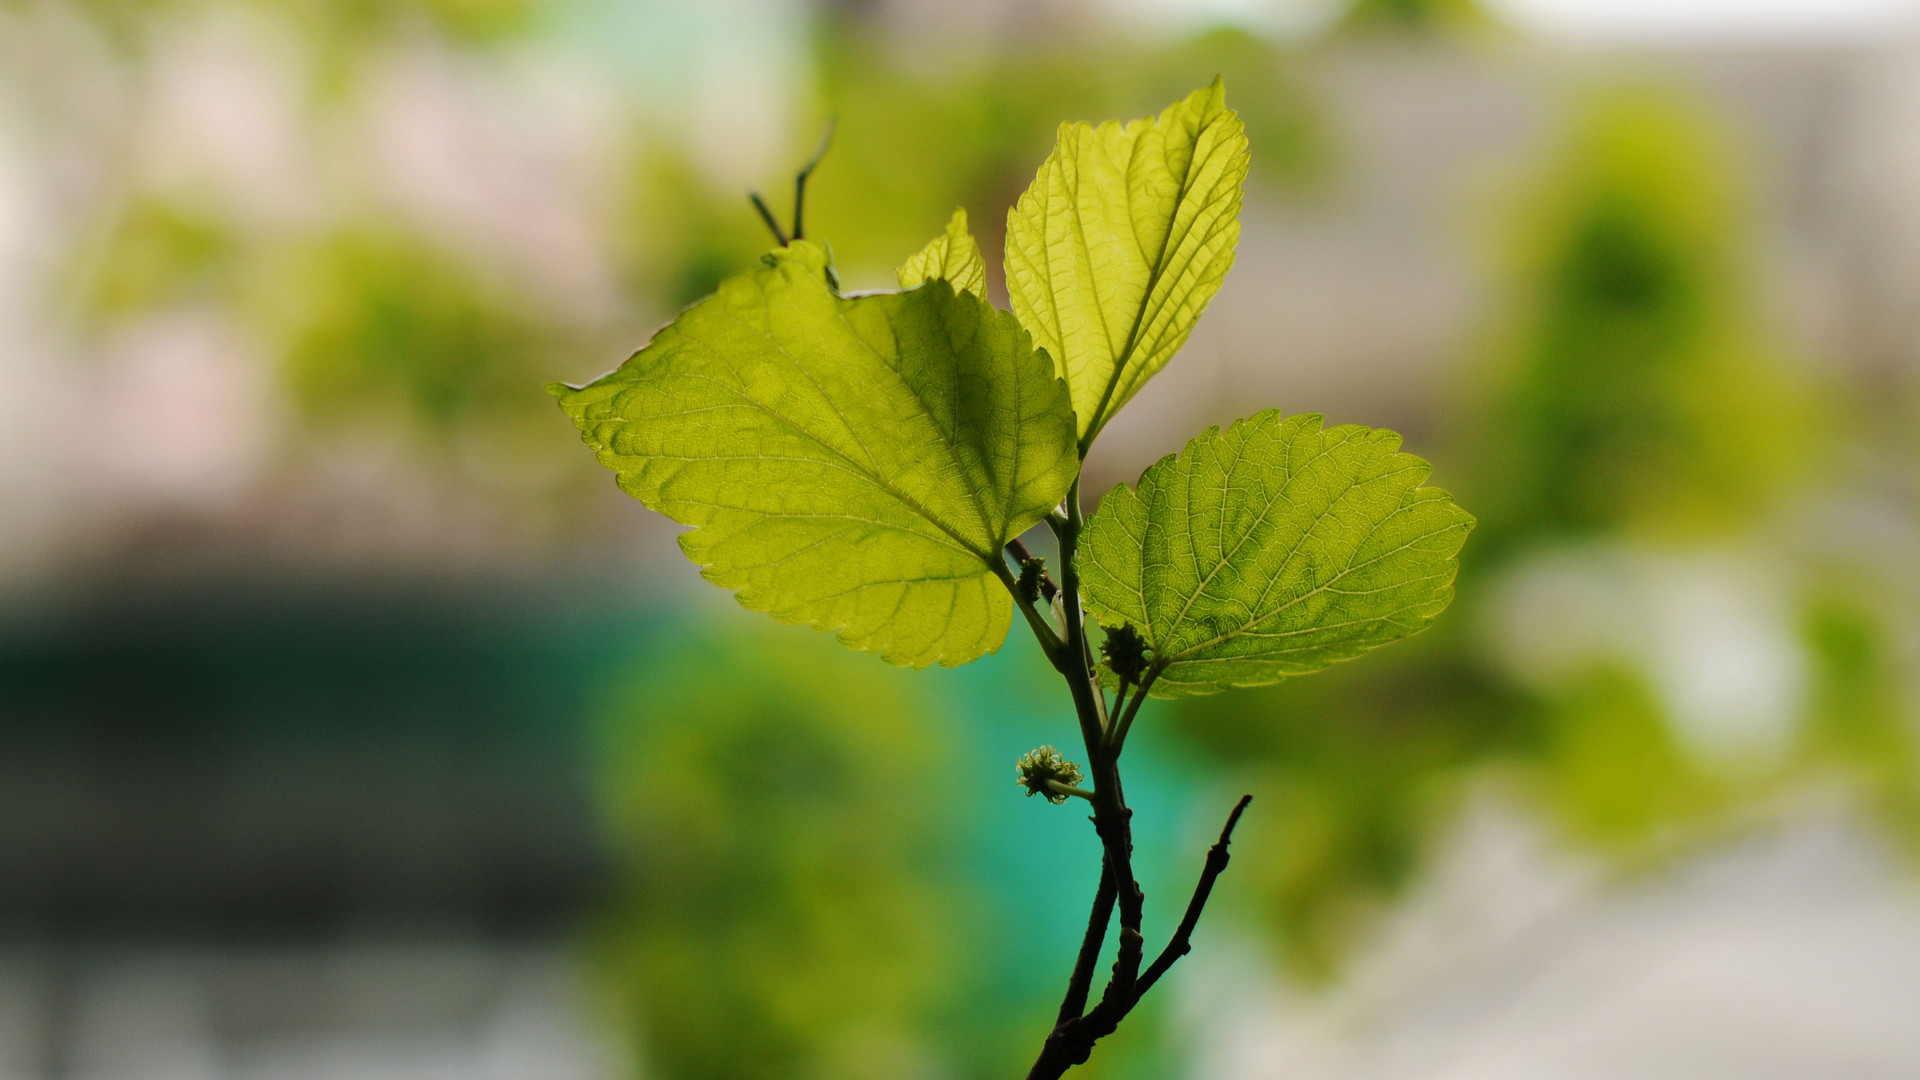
<box><xmin>1078</xmin><ymin>411</ymin><xmax>1473</xmax><ymax>697</ymax></box>
<box><xmin>898</xmin><ymin>208</ymin><xmax>986</xmax><ymax>298</ymax></box>
<box><xmin>555</xmin><ymin>241</ymin><xmax>1078</xmax><ymax>668</ymax></box>
<box><xmin>1004</xmin><ymin>79</ymin><xmax>1250</xmax><ymax>452</ymax></box>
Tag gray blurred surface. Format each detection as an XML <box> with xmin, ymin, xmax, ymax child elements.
<box><xmin>1180</xmin><ymin>800</ymin><xmax>1920</xmax><ymax>1079</ymax></box>
<box><xmin>0</xmin><ymin>941</ymin><xmax>611</xmax><ymax>1080</ymax></box>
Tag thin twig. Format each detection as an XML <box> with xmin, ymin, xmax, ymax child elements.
<box><xmin>748</xmin><ymin>191</ymin><xmax>788</xmax><ymax>246</ymax></box>
<box><xmin>791</xmin><ymin>115</ymin><xmax>836</xmax><ymax>241</ymax></box>
<box><xmin>1056</xmin><ymin>854</ymin><xmax>1116</xmax><ymax>1025</ymax></box>
<box><xmin>1137</xmin><ymin>794</ymin><xmax>1254</xmax><ymax>996</ymax></box>
<box><xmin>1055</xmin><ymin>479</ymin><xmax>1139</xmax><ymax>939</ymax></box>
<box><xmin>1016</xmin><ymin>475</ymin><xmax>1249</xmax><ymax>1080</ymax></box>
<box><xmin>746</xmin><ymin>117</ymin><xmax>835</xmax><ymax>247</ymax></box>
<box><xmin>1095</xmin><ymin>919</ymin><xmax>1144</xmax><ymax>1011</ymax></box>
<box><xmin>1027</xmin><ymin>795</ymin><xmax>1254</xmax><ymax>1079</ymax></box>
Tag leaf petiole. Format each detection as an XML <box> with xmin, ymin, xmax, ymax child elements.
<box><xmin>1106</xmin><ymin>669</ymin><xmax>1158</xmax><ymax>753</ymax></box>
<box><xmin>996</xmin><ymin>554</ymin><xmax>1065</xmax><ymax>660</ymax></box>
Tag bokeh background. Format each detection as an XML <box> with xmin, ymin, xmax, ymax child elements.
<box><xmin>2</xmin><ymin>0</ymin><xmax>1919</xmax><ymax>1076</ymax></box>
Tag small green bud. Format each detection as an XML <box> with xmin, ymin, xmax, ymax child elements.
<box><xmin>1017</xmin><ymin>556</ymin><xmax>1048</xmax><ymax>605</ymax></box>
<box><xmin>1101</xmin><ymin>624</ymin><xmax>1149</xmax><ymax>683</ymax></box>
<box><xmin>1016</xmin><ymin>745</ymin><xmax>1085</xmax><ymax>804</ymax></box>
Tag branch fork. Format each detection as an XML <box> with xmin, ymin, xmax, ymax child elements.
<box><xmin>1003</xmin><ymin>479</ymin><xmax>1254</xmax><ymax>1079</ymax></box>
<box><xmin>1025</xmin><ymin>795</ymin><xmax>1252</xmax><ymax>1079</ymax></box>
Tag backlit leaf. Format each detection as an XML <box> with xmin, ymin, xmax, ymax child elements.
<box><xmin>898</xmin><ymin>208</ymin><xmax>986</xmax><ymax>298</ymax></box>
<box><xmin>555</xmin><ymin>241</ymin><xmax>1078</xmax><ymax>667</ymax></box>
<box><xmin>1004</xmin><ymin>79</ymin><xmax>1249</xmax><ymax>451</ymax></box>
<box><xmin>1079</xmin><ymin>411</ymin><xmax>1473</xmax><ymax>697</ymax></box>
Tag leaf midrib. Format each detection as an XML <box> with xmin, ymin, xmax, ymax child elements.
<box><xmin>1077</xmin><ymin>110</ymin><xmax>1229</xmax><ymax>452</ymax></box>
<box><xmin>827</xmin><ymin>290</ymin><xmax>1004</xmax><ymax>551</ymax></box>
<box><xmin>651</xmin><ymin>367</ymin><xmax>991</xmax><ymax>564</ymax></box>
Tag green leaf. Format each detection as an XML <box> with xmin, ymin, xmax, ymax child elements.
<box><xmin>555</xmin><ymin>241</ymin><xmax>1078</xmax><ymax>668</ymax></box>
<box><xmin>898</xmin><ymin>208</ymin><xmax>986</xmax><ymax>298</ymax></box>
<box><xmin>1078</xmin><ymin>411</ymin><xmax>1473</xmax><ymax>697</ymax></box>
<box><xmin>1004</xmin><ymin>79</ymin><xmax>1250</xmax><ymax>451</ymax></box>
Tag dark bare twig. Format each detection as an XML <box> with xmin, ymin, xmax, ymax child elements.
<box><xmin>747</xmin><ymin>117</ymin><xmax>835</xmax><ymax>247</ymax></box>
<box><xmin>791</xmin><ymin>115</ymin><xmax>836</xmax><ymax>241</ymax></box>
<box><xmin>1137</xmin><ymin>793</ymin><xmax>1254</xmax><ymax>996</ymax></box>
<box><xmin>1094</xmin><ymin>815</ymin><xmax>1144</xmax><ymax>1004</ymax></box>
<box><xmin>1007</xmin><ymin>476</ymin><xmax>1253</xmax><ymax>1079</ymax></box>
<box><xmin>1057</xmin><ymin>854</ymin><xmax>1116</xmax><ymax>1025</ymax></box>
<box><xmin>1025</xmin><ymin>794</ymin><xmax>1253</xmax><ymax>1080</ymax></box>
<box><xmin>748</xmin><ymin>192</ymin><xmax>788</xmax><ymax>246</ymax></box>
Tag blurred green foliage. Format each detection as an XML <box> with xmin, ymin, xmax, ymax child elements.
<box><xmin>1466</xmin><ymin>91</ymin><xmax>1810</xmax><ymax>553</ymax></box>
<box><xmin>1528</xmin><ymin>665</ymin><xmax>1726</xmax><ymax>850</ymax></box>
<box><xmin>1799</xmin><ymin>590</ymin><xmax>1920</xmax><ymax>849</ymax></box>
<box><xmin>619</xmin><ymin>151</ymin><xmax>779</xmax><ymax>312</ymax></box>
<box><xmin>55</xmin><ymin>0</ymin><xmax>536</xmax><ymax>55</ymax></box>
<box><xmin>281</xmin><ymin>228</ymin><xmax>562</xmax><ymax>433</ymax></box>
<box><xmin>1337</xmin><ymin>0</ymin><xmax>1492</xmax><ymax>35</ymax></box>
<box><xmin>590</xmin><ymin>623</ymin><xmax>973</xmax><ymax>1080</ymax></box>
<box><xmin>624</xmin><ymin>26</ymin><xmax>1325</xmax><ymax>305</ymax></box>
<box><xmin>1173</xmin><ymin>623</ymin><xmax>1516</xmax><ymax>978</ymax></box>
<box><xmin>67</xmin><ymin>197</ymin><xmax>241</xmax><ymax>321</ymax></box>
<box><xmin>47</xmin><ymin>1</ymin><xmax>578</xmax><ymax>462</ymax></box>
<box><xmin>1171</xmin><ymin>86</ymin><xmax>1856</xmax><ymax>981</ymax></box>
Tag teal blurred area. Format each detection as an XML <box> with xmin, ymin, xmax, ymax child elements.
<box><xmin>2</xmin><ymin>0</ymin><xmax>1920</xmax><ymax>1077</ymax></box>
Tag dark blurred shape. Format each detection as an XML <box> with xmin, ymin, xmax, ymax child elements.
<box><xmin>0</xmin><ymin>573</ymin><xmax>638</xmax><ymax>932</ymax></box>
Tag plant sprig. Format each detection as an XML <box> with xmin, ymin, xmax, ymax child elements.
<box><xmin>554</xmin><ymin>80</ymin><xmax>1473</xmax><ymax>1077</ymax></box>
